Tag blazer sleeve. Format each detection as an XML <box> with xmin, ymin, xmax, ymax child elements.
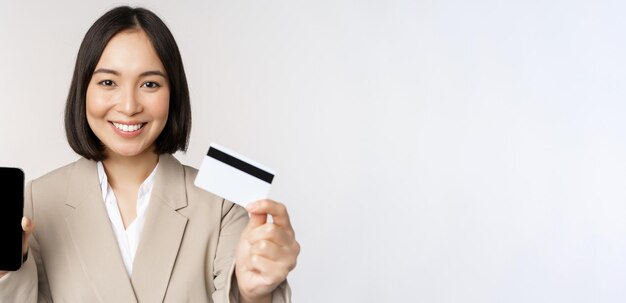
<box><xmin>0</xmin><ymin>182</ymin><xmax>53</xmax><ymax>303</ymax></box>
<box><xmin>211</xmin><ymin>201</ymin><xmax>292</xmax><ymax>303</ymax></box>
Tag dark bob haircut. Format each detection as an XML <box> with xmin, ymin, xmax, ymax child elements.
<box><xmin>65</xmin><ymin>6</ymin><xmax>191</xmax><ymax>161</ymax></box>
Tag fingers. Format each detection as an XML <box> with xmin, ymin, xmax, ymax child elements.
<box><xmin>244</xmin><ymin>212</ymin><xmax>300</xmax><ymax>269</ymax></box>
<box><xmin>244</xmin><ymin>212</ymin><xmax>267</xmax><ymax>231</ymax></box>
<box><xmin>249</xmin><ymin>239</ymin><xmax>282</xmax><ymax>259</ymax></box>
<box><xmin>246</xmin><ymin>254</ymin><xmax>291</xmax><ymax>285</ymax></box>
<box><xmin>243</xmin><ymin>200</ymin><xmax>296</xmax><ymax>249</ymax></box>
<box><xmin>22</xmin><ymin>217</ymin><xmax>34</xmax><ymax>234</ymax></box>
<box><xmin>21</xmin><ymin>217</ymin><xmax>34</xmax><ymax>255</ymax></box>
<box><xmin>247</xmin><ymin>223</ymin><xmax>293</xmax><ymax>247</ymax></box>
<box><xmin>246</xmin><ymin>199</ymin><xmax>293</xmax><ymax>230</ymax></box>
<box><xmin>236</xmin><ymin>200</ymin><xmax>300</xmax><ymax>299</ymax></box>
<box><xmin>249</xmin><ymin>239</ymin><xmax>300</xmax><ymax>271</ymax></box>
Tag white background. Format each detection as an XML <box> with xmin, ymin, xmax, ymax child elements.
<box><xmin>1</xmin><ymin>1</ymin><xmax>626</xmax><ymax>302</ymax></box>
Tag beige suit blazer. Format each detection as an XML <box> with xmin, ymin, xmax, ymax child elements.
<box><xmin>0</xmin><ymin>154</ymin><xmax>290</xmax><ymax>302</ymax></box>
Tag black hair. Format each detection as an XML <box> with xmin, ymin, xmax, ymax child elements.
<box><xmin>65</xmin><ymin>6</ymin><xmax>191</xmax><ymax>160</ymax></box>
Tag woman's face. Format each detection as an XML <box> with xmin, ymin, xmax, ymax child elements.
<box><xmin>86</xmin><ymin>29</ymin><xmax>169</xmax><ymax>159</ymax></box>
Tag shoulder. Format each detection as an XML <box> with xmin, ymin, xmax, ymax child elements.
<box><xmin>167</xmin><ymin>156</ymin><xmax>243</xmax><ymax>219</ymax></box>
<box><xmin>26</xmin><ymin>158</ymin><xmax>95</xmax><ymax>221</ymax></box>
<box><xmin>180</xmin><ymin>163</ymin><xmax>207</xmax><ymax>203</ymax></box>
<box><xmin>181</xmin><ymin>163</ymin><xmax>199</xmax><ymax>180</ymax></box>
<box><xmin>30</xmin><ymin>158</ymin><xmax>88</xmax><ymax>197</ymax></box>
<box><xmin>32</xmin><ymin>158</ymin><xmax>85</xmax><ymax>182</ymax></box>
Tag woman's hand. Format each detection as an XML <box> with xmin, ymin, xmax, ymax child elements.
<box><xmin>0</xmin><ymin>217</ymin><xmax>34</xmax><ymax>278</ymax></box>
<box><xmin>235</xmin><ymin>200</ymin><xmax>300</xmax><ymax>303</ymax></box>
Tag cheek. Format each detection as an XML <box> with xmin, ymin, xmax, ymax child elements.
<box><xmin>150</xmin><ymin>90</ymin><xmax>170</xmax><ymax>124</ymax></box>
<box><xmin>85</xmin><ymin>87</ymin><xmax>100</xmax><ymax>130</ymax></box>
<box><xmin>85</xmin><ymin>85</ymin><xmax>109</xmax><ymax>120</ymax></box>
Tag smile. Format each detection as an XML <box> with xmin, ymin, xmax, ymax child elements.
<box><xmin>112</xmin><ymin>122</ymin><xmax>145</xmax><ymax>132</ymax></box>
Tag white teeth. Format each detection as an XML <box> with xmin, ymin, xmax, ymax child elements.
<box><xmin>112</xmin><ymin>122</ymin><xmax>144</xmax><ymax>132</ymax></box>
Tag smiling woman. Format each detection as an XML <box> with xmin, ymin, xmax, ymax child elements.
<box><xmin>0</xmin><ymin>6</ymin><xmax>299</xmax><ymax>303</ymax></box>
<box><xmin>86</xmin><ymin>30</ymin><xmax>170</xmax><ymax>160</ymax></box>
<box><xmin>64</xmin><ymin>8</ymin><xmax>190</xmax><ymax>162</ymax></box>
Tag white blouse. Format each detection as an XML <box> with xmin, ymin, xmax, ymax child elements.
<box><xmin>96</xmin><ymin>162</ymin><xmax>158</xmax><ymax>276</ymax></box>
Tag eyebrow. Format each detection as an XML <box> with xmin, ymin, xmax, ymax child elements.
<box><xmin>92</xmin><ymin>68</ymin><xmax>167</xmax><ymax>78</ymax></box>
<box><xmin>139</xmin><ymin>70</ymin><xmax>167</xmax><ymax>78</ymax></box>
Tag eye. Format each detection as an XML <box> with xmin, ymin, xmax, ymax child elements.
<box><xmin>142</xmin><ymin>81</ymin><xmax>161</xmax><ymax>89</ymax></box>
<box><xmin>98</xmin><ymin>80</ymin><xmax>115</xmax><ymax>87</ymax></box>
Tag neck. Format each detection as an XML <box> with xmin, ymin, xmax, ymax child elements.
<box><xmin>102</xmin><ymin>151</ymin><xmax>159</xmax><ymax>189</ymax></box>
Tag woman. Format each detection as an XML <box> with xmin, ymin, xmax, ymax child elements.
<box><xmin>0</xmin><ymin>6</ymin><xmax>299</xmax><ymax>303</ymax></box>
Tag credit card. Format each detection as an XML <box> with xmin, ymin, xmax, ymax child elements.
<box><xmin>194</xmin><ymin>143</ymin><xmax>275</xmax><ymax>206</ymax></box>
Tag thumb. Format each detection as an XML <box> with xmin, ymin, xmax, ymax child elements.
<box><xmin>246</xmin><ymin>212</ymin><xmax>267</xmax><ymax>231</ymax></box>
<box><xmin>21</xmin><ymin>217</ymin><xmax>34</xmax><ymax>255</ymax></box>
<box><xmin>22</xmin><ymin>217</ymin><xmax>34</xmax><ymax>235</ymax></box>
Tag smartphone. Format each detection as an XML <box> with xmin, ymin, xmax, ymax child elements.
<box><xmin>0</xmin><ymin>167</ymin><xmax>24</xmax><ymax>271</ymax></box>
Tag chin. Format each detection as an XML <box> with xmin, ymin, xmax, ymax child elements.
<box><xmin>108</xmin><ymin>146</ymin><xmax>152</xmax><ymax>158</ymax></box>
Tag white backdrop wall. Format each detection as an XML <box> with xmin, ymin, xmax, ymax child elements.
<box><xmin>1</xmin><ymin>1</ymin><xmax>625</xmax><ymax>302</ymax></box>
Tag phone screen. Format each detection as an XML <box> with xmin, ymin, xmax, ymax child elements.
<box><xmin>0</xmin><ymin>167</ymin><xmax>24</xmax><ymax>271</ymax></box>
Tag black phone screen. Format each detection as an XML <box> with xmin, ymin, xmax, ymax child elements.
<box><xmin>0</xmin><ymin>167</ymin><xmax>24</xmax><ymax>271</ymax></box>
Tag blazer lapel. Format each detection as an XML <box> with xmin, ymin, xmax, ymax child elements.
<box><xmin>64</xmin><ymin>158</ymin><xmax>138</xmax><ymax>303</ymax></box>
<box><xmin>131</xmin><ymin>154</ymin><xmax>189</xmax><ymax>302</ymax></box>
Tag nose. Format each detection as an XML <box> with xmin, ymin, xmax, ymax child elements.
<box><xmin>116</xmin><ymin>86</ymin><xmax>143</xmax><ymax>116</ymax></box>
